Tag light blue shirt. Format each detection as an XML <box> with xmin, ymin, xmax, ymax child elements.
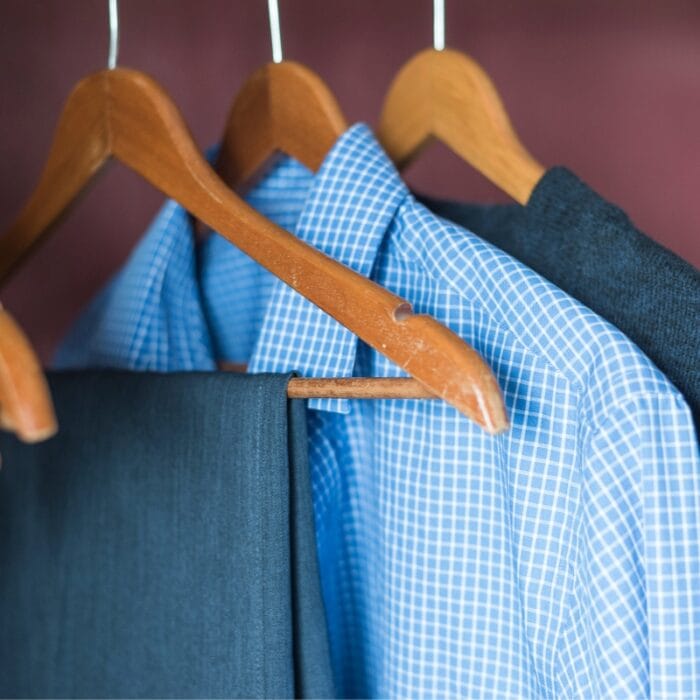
<box><xmin>57</xmin><ymin>124</ymin><xmax>700</xmax><ymax>699</ymax></box>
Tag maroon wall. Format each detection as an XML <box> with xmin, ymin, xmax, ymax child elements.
<box><xmin>1</xmin><ymin>0</ymin><xmax>698</xmax><ymax>361</ymax></box>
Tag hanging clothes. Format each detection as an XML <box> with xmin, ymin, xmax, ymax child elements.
<box><xmin>0</xmin><ymin>371</ymin><xmax>334</xmax><ymax>699</ymax></box>
<box><xmin>418</xmin><ymin>168</ymin><xmax>700</xmax><ymax>429</ymax></box>
<box><xmin>56</xmin><ymin>124</ymin><xmax>700</xmax><ymax>699</ymax></box>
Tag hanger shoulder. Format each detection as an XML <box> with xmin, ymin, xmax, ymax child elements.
<box><xmin>267</xmin><ymin>61</ymin><xmax>348</xmax><ymax>169</ymax></box>
<box><xmin>216</xmin><ymin>64</ymin><xmax>275</xmax><ymax>186</ymax></box>
<box><xmin>0</xmin><ymin>74</ymin><xmax>110</xmax><ymax>282</ymax></box>
<box><xmin>0</xmin><ymin>308</ymin><xmax>57</xmax><ymax>443</ymax></box>
<box><xmin>376</xmin><ymin>51</ymin><xmax>437</xmax><ymax>168</ymax></box>
<box><xmin>106</xmin><ymin>68</ymin><xmax>227</xmax><ymax>207</ymax></box>
<box><xmin>217</xmin><ymin>60</ymin><xmax>348</xmax><ymax>186</ymax></box>
<box><xmin>378</xmin><ymin>48</ymin><xmax>545</xmax><ymax>205</ymax></box>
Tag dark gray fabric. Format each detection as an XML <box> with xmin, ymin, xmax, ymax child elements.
<box><xmin>418</xmin><ymin>167</ymin><xmax>700</xmax><ymax>429</ymax></box>
<box><xmin>0</xmin><ymin>371</ymin><xmax>335</xmax><ymax>699</ymax></box>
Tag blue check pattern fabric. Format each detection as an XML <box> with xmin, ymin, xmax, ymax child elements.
<box><xmin>56</xmin><ymin>124</ymin><xmax>700</xmax><ymax>699</ymax></box>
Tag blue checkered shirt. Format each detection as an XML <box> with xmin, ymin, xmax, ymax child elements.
<box><xmin>56</xmin><ymin>124</ymin><xmax>700</xmax><ymax>699</ymax></box>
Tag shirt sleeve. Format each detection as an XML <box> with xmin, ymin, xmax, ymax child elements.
<box><xmin>570</xmin><ymin>393</ymin><xmax>700</xmax><ymax>699</ymax></box>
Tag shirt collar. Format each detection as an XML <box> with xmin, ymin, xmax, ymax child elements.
<box><xmin>198</xmin><ymin>154</ymin><xmax>314</xmax><ymax>362</ymax></box>
<box><xmin>247</xmin><ymin>123</ymin><xmax>410</xmax><ymax>412</ymax></box>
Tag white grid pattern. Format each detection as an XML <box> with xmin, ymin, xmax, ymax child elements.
<box><xmin>56</xmin><ymin>124</ymin><xmax>700</xmax><ymax>699</ymax></box>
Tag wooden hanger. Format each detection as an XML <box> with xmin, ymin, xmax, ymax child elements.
<box><xmin>216</xmin><ymin>60</ymin><xmax>347</xmax><ymax>186</ymax></box>
<box><xmin>0</xmin><ymin>306</ymin><xmax>57</xmax><ymax>443</ymax></box>
<box><xmin>0</xmin><ymin>64</ymin><xmax>507</xmax><ymax>433</ymax></box>
<box><xmin>377</xmin><ymin>2</ymin><xmax>545</xmax><ymax>205</ymax></box>
<box><xmin>215</xmin><ymin>0</ymin><xmax>347</xmax><ymax>186</ymax></box>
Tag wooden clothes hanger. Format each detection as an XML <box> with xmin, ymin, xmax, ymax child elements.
<box><xmin>377</xmin><ymin>0</ymin><xmax>545</xmax><ymax>205</ymax></box>
<box><xmin>0</xmin><ymin>2</ymin><xmax>508</xmax><ymax>434</ymax></box>
<box><xmin>0</xmin><ymin>306</ymin><xmax>57</xmax><ymax>443</ymax></box>
<box><xmin>212</xmin><ymin>4</ymin><xmax>504</xmax><ymax>418</ymax></box>
<box><xmin>216</xmin><ymin>59</ymin><xmax>346</xmax><ymax>185</ymax></box>
<box><xmin>215</xmin><ymin>0</ymin><xmax>347</xmax><ymax>186</ymax></box>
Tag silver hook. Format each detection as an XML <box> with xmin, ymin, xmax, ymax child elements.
<box><xmin>267</xmin><ymin>0</ymin><xmax>284</xmax><ymax>63</ymax></box>
<box><xmin>107</xmin><ymin>0</ymin><xmax>119</xmax><ymax>69</ymax></box>
<box><xmin>433</xmin><ymin>0</ymin><xmax>445</xmax><ymax>51</ymax></box>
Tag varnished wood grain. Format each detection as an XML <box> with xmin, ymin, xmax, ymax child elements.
<box><xmin>288</xmin><ymin>377</ymin><xmax>437</xmax><ymax>400</ymax></box>
<box><xmin>217</xmin><ymin>60</ymin><xmax>347</xmax><ymax>185</ymax></box>
<box><xmin>0</xmin><ymin>67</ymin><xmax>508</xmax><ymax>433</ymax></box>
<box><xmin>378</xmin><ymin>48</ymin><xmax>545</xmax><ymax>205</ymax></box>
<box><xmin>0</xmin><ymin>308</ymin><xmax>57</xmax><ymax>443</ymax></box>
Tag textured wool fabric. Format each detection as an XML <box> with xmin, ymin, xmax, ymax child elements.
<box><xmin>418</xmin><ymin>167</ymin><xmax>700</xmax><ymax>429</ymax></box>
<box><xmin>54</xmin><ymin>125</ymin><xmax>700</xmax><ymax>699</ymax></box>
<box><xmin>0</xmin><ymin>371</ymin><xmax>334</xmax><ymax>699</ymax></box>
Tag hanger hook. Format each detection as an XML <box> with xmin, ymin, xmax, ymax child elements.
<box><xmin>433</xmin><ymin>0</ymin><xmax>445</xmax><ymax>51</ymax></box>
<box><xmin>267</xmin><ymin>0</ymin><xmax>284</xmax><ymax>63</ymax></box>
<box><xmin>107</xmin><ymin>0</ymin><xmax>119</xmax><ymax>69</ymax></box>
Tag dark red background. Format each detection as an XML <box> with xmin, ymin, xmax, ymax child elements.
<box><xmin>1</xmin><ymin>0</ymin><xmax>698</xmax><ymax>361</ymax></box>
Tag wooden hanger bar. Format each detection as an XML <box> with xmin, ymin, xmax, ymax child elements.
<box><xmin>0</xmin><ymin>68</ymin><xmax>508</xmax><ymax>434</ymax></box>
<box><xmin>289</xmin><ymin>377</ymin><xmax>436</xmax><ymax>400</ymax></box>
<box><xmin>0</xmin><ymin>307</ymin><xmax>57</xmax><ymax>443</ymax></box>
<box><xmin>378</xmin><ymin>48</ymin><xmax>545</xmax><ymax>205</ymax></box>
<box><xmin>219</xmin><ymin>364</ymin><xmax>440</xmax><ymax>402</ymax></box>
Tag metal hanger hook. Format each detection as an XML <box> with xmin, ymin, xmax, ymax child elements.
<box><xmin>108</xmin><ymin>0</ymin><xmax>119</xmax><ymax>69</ymax></box>
<box><xmin>267</xmin><ymin>0</ymin><xmax>284</xmax><ymax>63</ymax></box>
<box><xmin>433</xmin><ymin>0</ymin><xmax>445</xmax><ymax>51</ymax></box>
